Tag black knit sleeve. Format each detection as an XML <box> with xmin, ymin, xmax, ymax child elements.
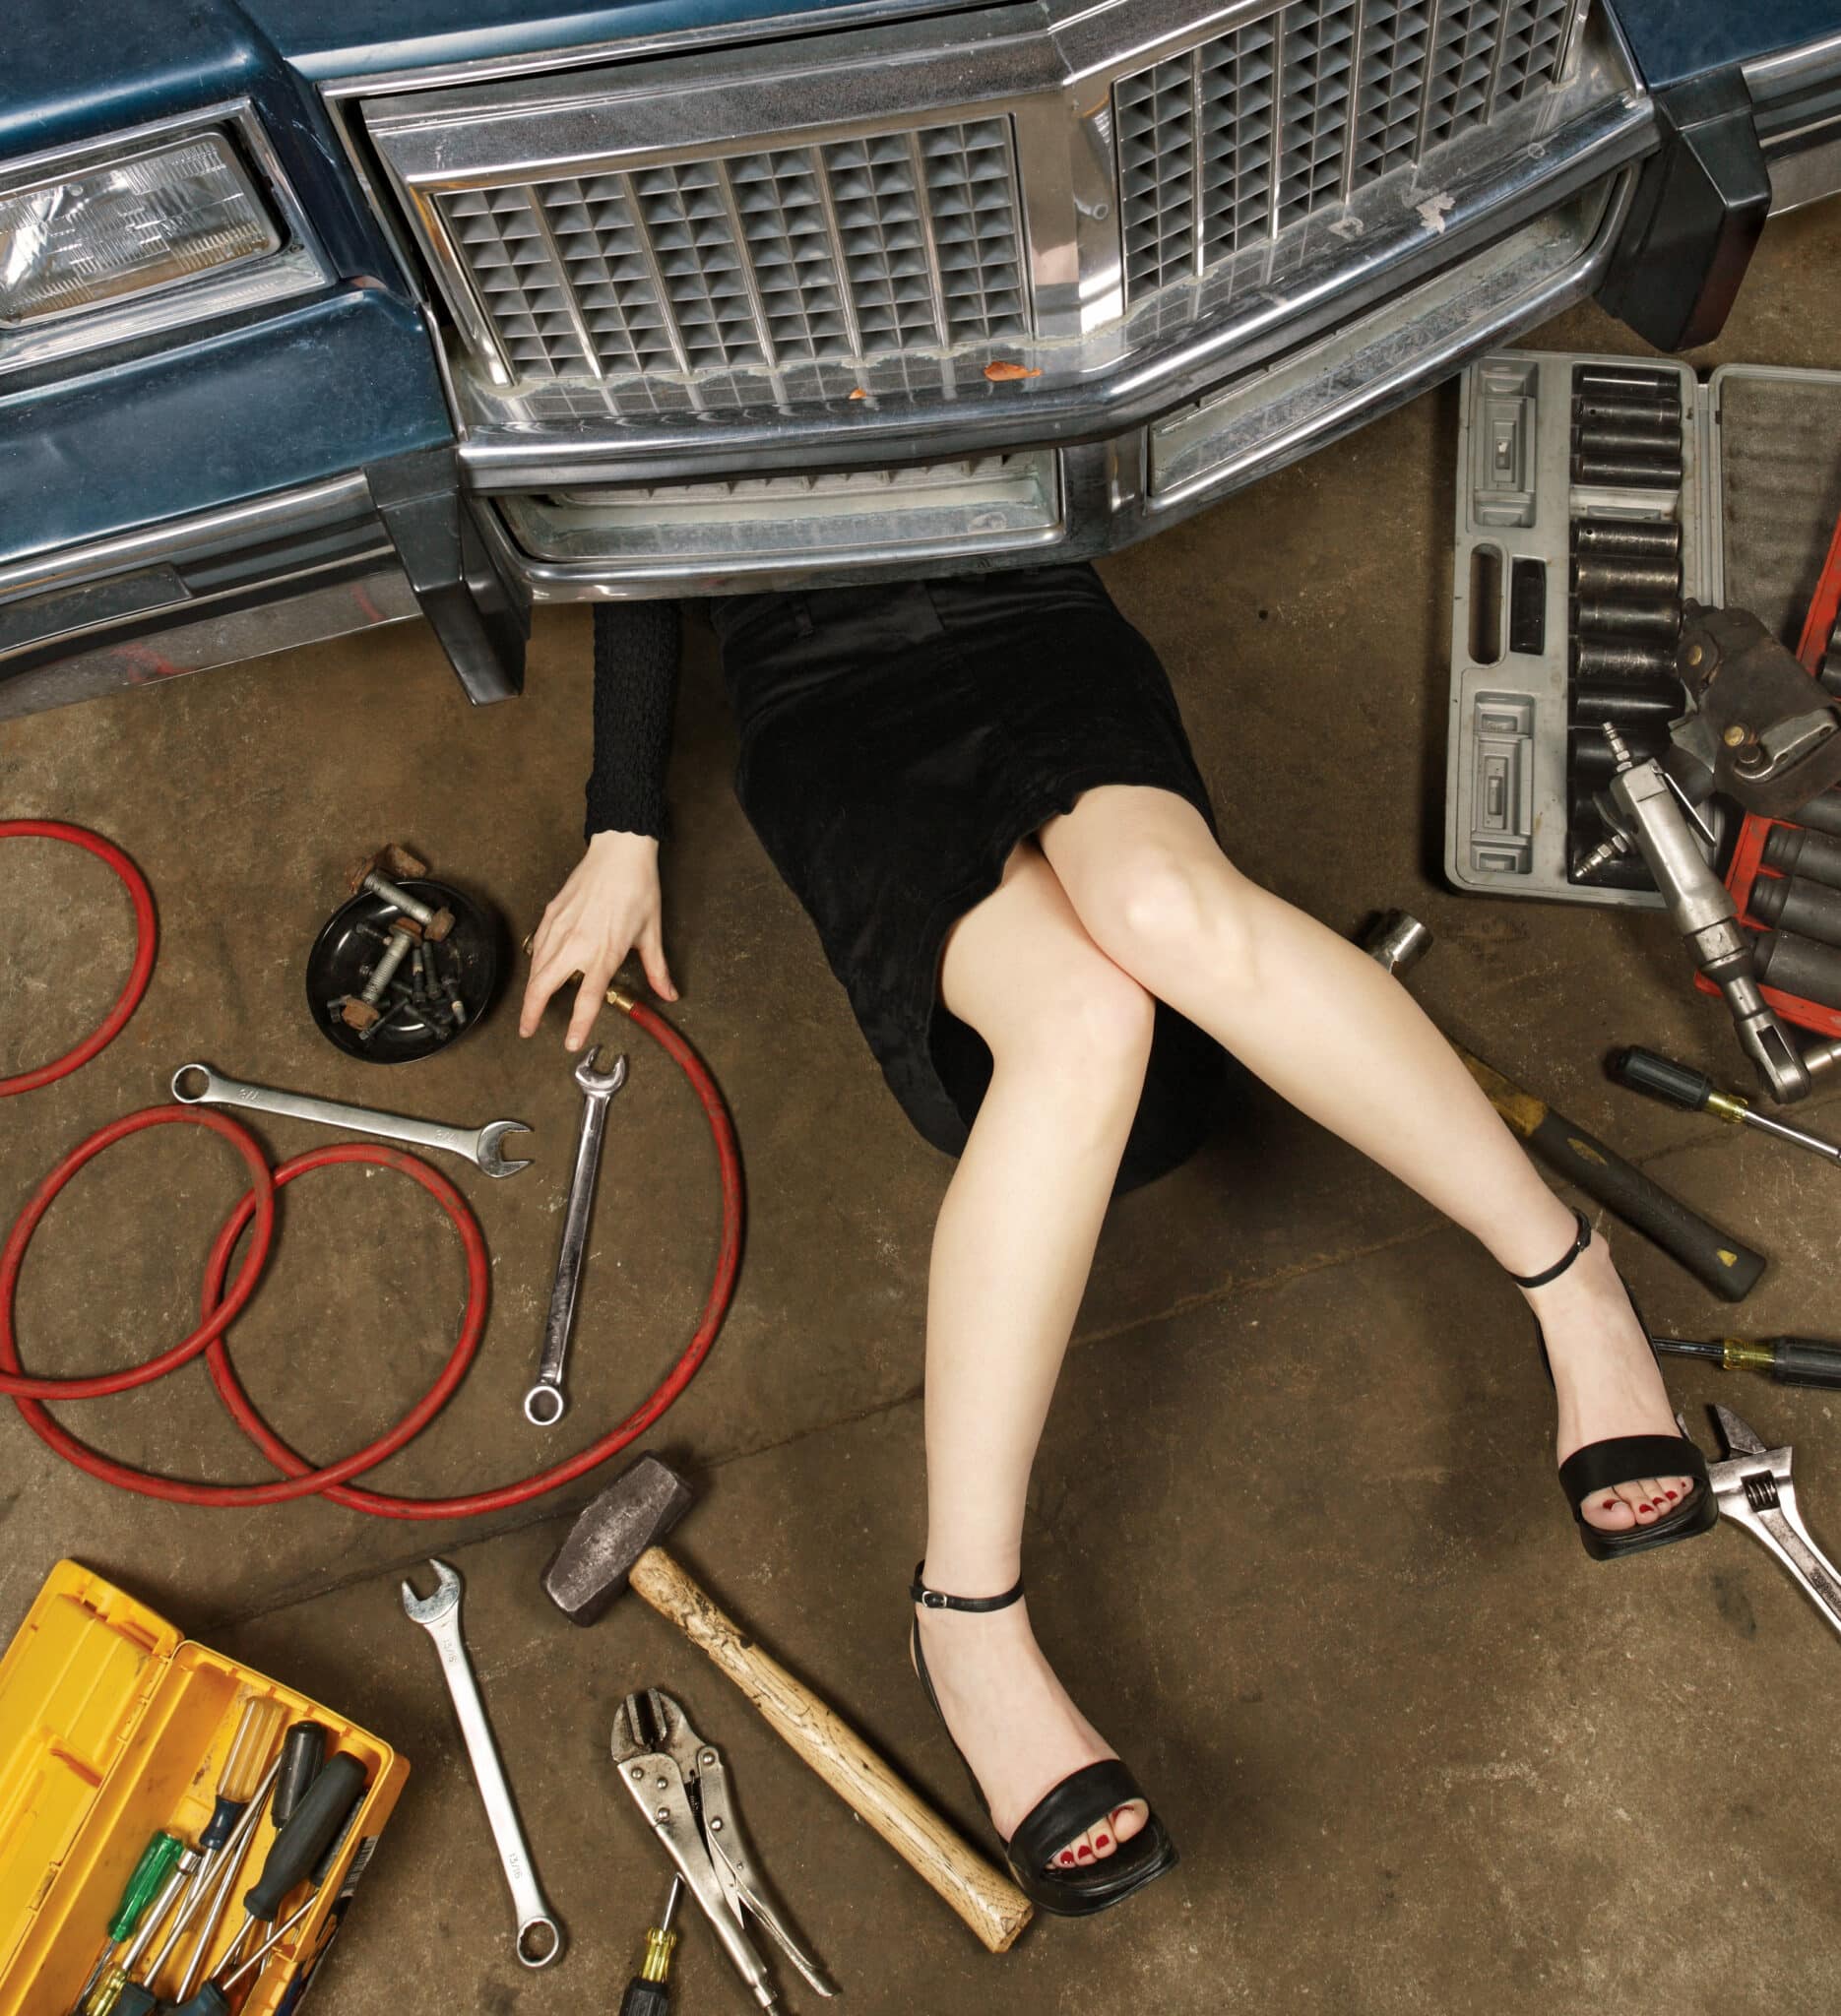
<box><xmin>586</xmin><ymin>601</ymin><xmax>682</xmax><ymax>841</ymax></box>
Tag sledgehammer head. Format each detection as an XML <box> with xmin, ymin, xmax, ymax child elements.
<box><xmin>543</xmin><ymin>1453</ymin><xmax>694</xmax><ymax>1625</ymax></box>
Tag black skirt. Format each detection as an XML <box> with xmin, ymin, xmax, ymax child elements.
<box><xmin>708</xmin><ymin>565</ymin><xmax>1231</xmax><ymax>1191</ymax></box>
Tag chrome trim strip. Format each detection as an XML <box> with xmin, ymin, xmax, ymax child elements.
<box><xmin>0</xmin><ymin>567</ymin><xmax>417</xmax><ymax>723</ymax></box>
<box><xmin>316</xmin><ymin>0</ymin><xmax>998</xmax><ymax>100</ymax></box>
<box><xmin>0</xmin><ymin>473</ymin><xmax>375</xmax><ymax>598</ymax></box>
<box><xmin>1746</xmin><ymin>30</ymin><xmax>1841</xmax><ymax>96</ymax></box>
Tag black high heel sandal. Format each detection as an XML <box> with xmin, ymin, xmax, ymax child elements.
<box><xmin>1512</xmin><ymin>1207</ymin><xmax>1719</xmax><ymax>1562</ymax></box>
<box><xmin>908</xmin><ymin>1564</ymin><xmax>1178</xmax><ymax>1918</ymax></box>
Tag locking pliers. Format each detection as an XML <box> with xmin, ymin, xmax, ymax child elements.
<box><xmin>611</xmin><ymin>1688</ymin><xmax>838</xmax><ymax>2008</ymax></box>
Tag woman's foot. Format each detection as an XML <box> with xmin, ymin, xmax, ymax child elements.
<box><xmin>913</xmin><ymin>1590</ymin><xmax>1148</xmax><ymax>1869</ymax></box>
<box><xmin>1519</xmin><ymin>1227</ymin><xmax>1693</xmax><ymax>1535</ymax></box>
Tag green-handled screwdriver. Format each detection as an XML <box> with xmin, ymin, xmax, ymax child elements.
<box><xmin>67</xmin><ymin>1832</ymin><xmax>183</xmax><ymax>2016</ymax></box>
<box><xmin>620</xmin><ymin>1876</ymin><xmax>683</xmax><ymax>2016</ymax></box>
<box><xmin>83</xmin><ymin>1839</ymin><xmax>202</xmax><ymax>2016</ymax></box>
<box><xmin>1652</xmin><ymin>1333</ymin><xmax>1841</xmax><ymax>1389</ymax></box>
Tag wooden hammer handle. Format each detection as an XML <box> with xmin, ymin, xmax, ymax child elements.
<box><xmin>629</xmin><ymin>1546</ymin><xmax>1032</xmax><ymax>1953</ymax></box>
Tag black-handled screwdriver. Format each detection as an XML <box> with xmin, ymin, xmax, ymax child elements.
<box><xmin>215</xmin><ymin>1752</ymin><xmax>367</xmax><ymax>1981</ymax></box>
<box><xmin>1614</xmin><ymin>1046</ymin><xmax>1841</xmax><ymax>1166</ymax></box>
<box><xmin>619</xmin><ymin>1876</ymin><xmax>683</xmax><ymax>2016</ymax></box>
<box><xmin>1651</xmin><ymin>1333</ymin><xmax>1841</xmax><ymax>1389</ymax></box>
<box><xmin>271</xmin><ymin>1723</ymin><xmax>326</xmax><ymax>1831</ymax></box>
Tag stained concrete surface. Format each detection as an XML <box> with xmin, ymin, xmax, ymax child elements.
<box><xmin>6</xmin><ymin>203</ymin><xmax>1841</xmax><ymax>2014</ymax></box>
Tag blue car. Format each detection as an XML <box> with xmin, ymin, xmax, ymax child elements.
<box><xmin>3</xmin><ymin>0</ymin><xmax>1838</xmax><ymax>715</ymax></box>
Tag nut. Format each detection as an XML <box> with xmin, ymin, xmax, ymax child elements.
<box><xmin>338</xmin><ymin>996</ymin><xmax>381</xmax><ymax>1032</ymax></box>
<box><xmin>346</xmin><ymin>843</ymin><xmax>429</xmax><ymax>895</ymax></box>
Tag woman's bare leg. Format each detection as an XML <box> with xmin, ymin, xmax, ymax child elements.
<box><xmin>920</xmin><ymin>840</ymin><xmax>1154</xmax><ymax>1867</ymax></box>
<box><xmin>1039</xmin><ymin>786</ymin><xmax>1691</xmax><ymax>1535</ymax></box>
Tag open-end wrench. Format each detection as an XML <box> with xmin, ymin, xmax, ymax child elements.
<box><xmin>401</xmin><ymin>1559</ymin><xmax>564</xmax><ymax>1967</ymax></box>
<box><xmin>172</xmin><ymin>1063</ymin><xmax>532</xmax><ymax>1176</ymax></box>
<box><xmin>525</xmin><ymin>1044</ymin><xmax>627</xmax><ymax>1425</ymax></box>
<box><xmin>1699</xmin><ymin>1405</ymin><xmax>1841</xmax><ymax>1640</ymax></box>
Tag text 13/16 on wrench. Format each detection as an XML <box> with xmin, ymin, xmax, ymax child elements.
<box><xmin>401</xmin><ymin>1559</ymin><xmax>564</xmax><ymax>1968</ymax></box>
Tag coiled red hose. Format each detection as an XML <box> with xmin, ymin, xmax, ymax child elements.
<box><xmin>2</xmin><ymin>998</ymin><xmax>742</xmax><ymax>1516</ymax></box>
<box><xmin>0</xmin><ymin>821</ymin><xmax>157</xmax><ymax>1097</ymax></box>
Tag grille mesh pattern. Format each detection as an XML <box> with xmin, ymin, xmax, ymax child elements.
<box><xmin>439</xmin><ymin>117</ymin><xmax>1025</xmax><ymax>382</ymax></box>
<box><xmin>1116</xmin><ymin>0</ymin><xmax>1580</xmax><ymax>298</ymax></box>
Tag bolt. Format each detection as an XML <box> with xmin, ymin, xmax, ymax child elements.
<box><xmin>630</xmin><ymin>1766</ymin><xmax>645</xmax><ymax>1782</ymax></box>
<box><xmin>1722</xmin><ymin>724</ymin><xmax>1749</xmax><ymax>748</ymax></box>
<box><xmin>361</xmin><ymin>871</ymin><xmax>455</xmax><ymax>942</ymax></box>
<box><xmin>655</xmin><ymin>1806</ymin><xmax>669</xmax><ymax>1824</ymax></box>
<box><xmin>1685</xmin><ymin>644</ymin><xmax>1704</xmax><ymax>668</ymax></box>
<box><xmin>358</xmin><ymin>919</ymin><xmax>420</xmax><ymax>1006</ymax></box>
<box><xmin>356</xmin><ymin>994</ymin><xmax>413</xmax><ymax>1047</ymax></box>
<box><xmin>710</xmin><ymin>1817</ymin><xmax>724</xmax><ymax>1833</ymax></box>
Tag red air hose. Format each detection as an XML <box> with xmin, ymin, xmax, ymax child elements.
<box><xmin>2</xmin><ymin>998</ymin><xmax>742</xmax><ymax>1516</ymax></box>
<box><xmin>0</xmin><ymin>821</ymin><xmax>157</xmax><ymax>1097</ymax></box>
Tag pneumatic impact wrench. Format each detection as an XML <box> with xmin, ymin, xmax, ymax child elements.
<box><xmin>1574</xmin><ymin>725</ymin><xmax>1841</xmax><ymax>1102</ymax></box>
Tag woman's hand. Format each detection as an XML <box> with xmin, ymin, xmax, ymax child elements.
<box><xmin>520</xmin><ymin>829</ymin><xmax>678</xmax><ymax>1050</ymax></box>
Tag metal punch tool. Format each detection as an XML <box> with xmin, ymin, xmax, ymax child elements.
<box><xmin>1700</xmin><ymin>1404</ymin><xmax>1841</xmax><ymax>1639</ymax></box>
<box><xmin>612</xmin><ymin>1688</ymin><xmax>837</xmax><ymax>2010</ymax></box>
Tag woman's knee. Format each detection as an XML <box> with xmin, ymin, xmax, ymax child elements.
<box><xmin>1070</xmin><ymin>842</ymin><xmax>1256</xmax><ymax>981</ymax></box>
<box><xmin>985</xmin><ymin>951</ymin><xmax>1155</xmax><ymax>1088</ymax></box>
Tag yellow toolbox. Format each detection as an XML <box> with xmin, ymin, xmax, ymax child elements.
<box><xmin>0</xmin><ymin>1561</ymin><xmax>407</xmax><ymax>2015</ymax></box>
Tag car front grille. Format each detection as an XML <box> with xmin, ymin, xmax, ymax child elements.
<box><xmin>437</xmin><ymin>117</ymin><xmax>1027</xmax><ymax>383</ymax></box>
<box><xmin>1114</xmin><ymin>0</ymin><xmax>1583</xmax><ymax>299</ymax></box>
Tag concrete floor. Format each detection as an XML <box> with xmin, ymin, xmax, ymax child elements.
<box><xmin>7</xmin><ymin>202</ymin><xmax>1841</xmax><ymax>2016</ymax></box>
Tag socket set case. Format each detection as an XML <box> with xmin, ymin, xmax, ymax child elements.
<box><xmin>1445</xmin><ymin>351</ymin><xmax>1841</xmax><ymax>907</ymax></box>
<box><xmin>0</xmin><ymin>1560</ymin><xmax>407</xmax><ymax>2015</ymax></box>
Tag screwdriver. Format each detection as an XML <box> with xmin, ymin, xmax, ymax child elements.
<box><xmin>1613</xmin><ymin>1046</ymin><xmax>1841</xmax><ymax>1166</ymax></box>
<box><xmin>620</xmin><ymin>1876</ymin><xmax>683</xmax><ymax>2016</ymax></box>
<box><xmin>271</xmin><ymin>1722</ymin><xmax>327</xmax><ymax>1831</ymax></box>
<box><xmin>159</xmin><ymin>1691</ymin><xmax>287</xmax><ymax>1971</ymax></box>
<box><xmin>81</xmin><ymin>1841</ymin><xmax>200</xmax><ymax>2016</ymax></box>
<box><xmin>160</xmin><ymin>1774</ymin><xmax>368</xmax><ymax>2016</ymax></box>
<box><xmin>67</xmin><ymin>1832</ymin><xmax>184</xmax><ymax>2016</ymax></box>
<box><xmin>146</xmin><ymin>1754</ymin><xmax>281</xmax><ymax>2001</ymax></box>
<box><xmin>1652</xmin><ymin>1333</ymin><xmax>1841</xmax><ymax>1389</ymax></box>
<box><xmin>212</xmin><ymin>1751</ymin><xmax>368</xmax><ymax>1984</ymax></box>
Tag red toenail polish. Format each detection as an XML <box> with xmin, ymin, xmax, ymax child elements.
<box><xmin>1665</xmin><ymin>1489</ymin><xmax>1678</xmax><ymax>1500</ymax></box>
<box><xmin>1077</xmin><ymin>1846</ymin><xmax>1093</xmax><ymax>1860</ymax></box>
<box><xmin>1602</xmin><ymin>1500</ymin><xmax>1616</xmax><ymax>1510</ymax></box>
<box><xmin>1096</xmin><ymin>1834</ymin><xmax>1111</xmax><ymax>1850</ymax></box>
<box><xmin>1638</xmin><ymin>1502</ymin><xmax>1651</xmax><ymax>1511</ymax></box>
<box><xmin>1059</xmin><ymin>1852</ymin><xmax>1074</xmax><ymax>1866</ymax></box>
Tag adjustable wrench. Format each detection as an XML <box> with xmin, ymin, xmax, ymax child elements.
<box><xmin>172</xmin><ymin>1063</ymin><xmax>532</xmax><ymax>1176</ymax></box>
<box><xmin>401</xmin><ymin>1559</ymin><xmax>564</xmax><ymax>1967</ymax></box>
<box><xmin>525</xmin><ymin>1044</ymin><xmax>627</xmax><ymax>1425</ymax></box>
<box><xmin>1701</xmin><ymin>1405</ymin><xmax>1841</xmax><ymax>1640</ymax></box>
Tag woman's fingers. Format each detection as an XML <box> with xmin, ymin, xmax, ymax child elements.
<box><xmin>519</xmin><ymin>949</ymin><xmax>565</xmax><ymax>1038</ymax></box>
<box><xmin>637</xmin><ymin>920</ymin><xmax>677</xmax><ymax>1001</ymax></box>
<box><xmin>566</xmin><ymin>964</ymin><xmax>617</xmax><ymax>1052</ymax></box>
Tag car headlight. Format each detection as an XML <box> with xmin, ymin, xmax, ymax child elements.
<box><xmin>0</xmin><ymin>132</ymin><xmax>279</xmax><ymax>327</ymax></box>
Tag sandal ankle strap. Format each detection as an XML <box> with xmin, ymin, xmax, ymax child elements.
<box><xmin>1508</xmin><ymin>1206</ymin><xmax>1592</xmax><ymax>1290</ymax></box>
<box><xmin>910</xmin><ymin>1561</ymin><xmax>1025</xmax><ymax>1611</ymax></box>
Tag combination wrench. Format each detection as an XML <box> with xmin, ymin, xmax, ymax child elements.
<box><xmin>172</xmin><ymin>1062</ymin><xmax>532</xmax><ymax>1176</ymax></box>
<box><xmin>401</xmin><ymin>1559</ymin><xmax>564</xmax><ymax>1967</ymax></box>
<box><xmin>525</xmin><ymin>1044</ymin><xmax>627</xmax><ymax>1425</ymax></box>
